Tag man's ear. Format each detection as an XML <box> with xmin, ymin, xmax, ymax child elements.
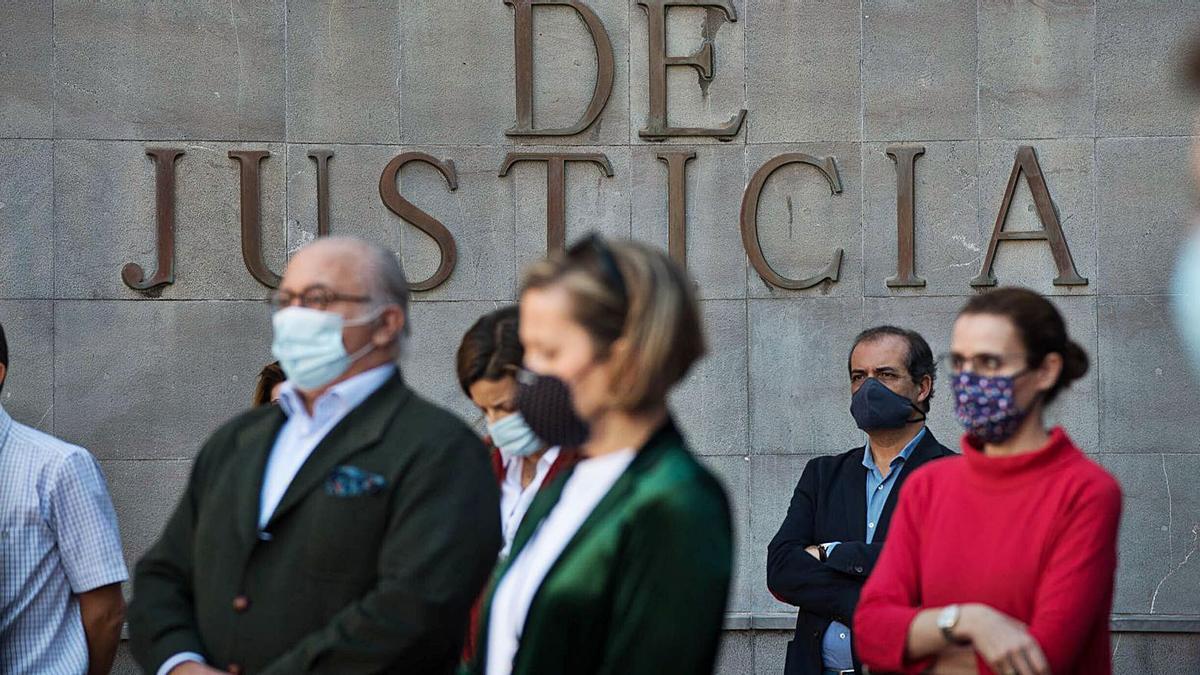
<box><xmin>373</xmin><ymin>306</ymin><xmax>406</xmax><ymax>347</ymax></box>
<box><xmin>0</xmin><ymin>362</ymin><xmax>7</xmax><ymax>394</ymax></box>
<box><xmin>917</xmin><ymin>374</ymin><xmax>933</xmax><ymax>403</ymax></box>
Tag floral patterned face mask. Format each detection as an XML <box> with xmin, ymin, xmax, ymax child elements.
<box><xmin>952</xmin><ymin>370</ymin><xmax>1032</xmax><ymax>445</ymax></box>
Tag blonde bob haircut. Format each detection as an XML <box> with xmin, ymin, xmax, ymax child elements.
<box><xmin>520</xmin><ymin>234</ymin><xmax>706</xmax><ymax>413</ymax></box>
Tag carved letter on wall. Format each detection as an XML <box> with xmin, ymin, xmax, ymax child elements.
<box><xmin>971</xmin><ymin>146</ymin><xmax>1087</xmax><ymax>287</ymax></box>
<box><xmin>886</xmin><ymin>145</ymin><xmax>926</xmax><ymax>288</ymax></box>
<box><xmin>498</xmin><ymin>152</ymin><xmax>615</xmax><ymax>252</ymax></box>
<box><xmin>378</xmin><ymin>152</ymin><xmax>460</xmax><ymax>292</ymax></box>
<box><xmin>657</xmin><ymin>150</ymin><xmax>696</xmax><ymax>268</ymax></box>
<box><xmin>228</xmin><ymin>150</ymin><xmax>281</xmax><ymax>289</ymax></box>
<box><xmin>740</xmin><ymin>153</ymin><xmax>844</xmax><ymax>290</ymax></box>
<box><xmin>123</xmin><ymin>147</ymin><xmax>184</xmax><ymax>293</ymax></box>
<box><xmin>637</xmin><ymin>0</ymin><xmax>747</xmax><ymax>141</ymax></box>
<box><xmin>505</xmin><ymin>0</ymin><xmax>615</xmax><ymax>137</ymax></box>
<box><xmin>308</xmin><ymin>150</ymin><xmax>333</xmax><ymax>237</ymax></box>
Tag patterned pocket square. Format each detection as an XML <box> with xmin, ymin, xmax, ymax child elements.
<box><xmin>325</xmin><ymin>465</ymin><xmax>387</xmax><ymax>497</ymax></box>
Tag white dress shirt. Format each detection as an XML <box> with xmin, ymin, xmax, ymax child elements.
<box><xmin>498</xmin><ymin>446</ymin><xmax>560</xmax><ymax>558</ymax></box>
<box><xmin>158</xmin><ymin>364</ymin><xmax>396</xmax><ymax>675</ymax></box>
<box><xmin>486</xmin><ymin>448</ymin><xmax>636</xmax><ymax>675</ymax></box>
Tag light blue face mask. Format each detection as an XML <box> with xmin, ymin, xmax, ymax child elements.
<box><xmin>488</xmin><ymin>412</ymin><xmax>543</xmax><ymax>461</ymax></box>
<box><xmin>1173</xmin><ymin>227</ymin><xmax>1200</xmax><ymax>375</ymax></box>
<box><xmin>271</xmin><ymin>306</ymin><xmax>381</xmax><ymax>391</ymax></box>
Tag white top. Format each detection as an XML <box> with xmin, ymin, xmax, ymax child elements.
<box><xmin>486</xmin><ymin>448</ymin><xmax>637</xmax><ymax>675</ymax></box>
<box><xmin>499</xmin><ymin>446</ymin><xmax>561</xmax><ymax>558</ymax></box>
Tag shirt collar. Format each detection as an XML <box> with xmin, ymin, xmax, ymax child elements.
<box><xmin>863</xmin><ymin>426</ymin><xmax>927</xmax><ymax>472</ymax></box>
<box><xmin>277</xmin><ymin>363</ymin><xmax>396</xmax><ymax>422</ymax></box>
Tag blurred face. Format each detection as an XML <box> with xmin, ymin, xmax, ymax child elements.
<box><xmin>277</xmin><ymin>244</ymin><xmax>405</xmax><ymax>357</ymax></box>
<box><xmin>849</xmin><ymin>335</ymin><xmax>928</xmax><ymax>407</ymax></box>
<box><xmin>269</xmin><ymin>381</ymin><xmax>284</xmax><ymax>404</ymax></box>
<box><xmin>949</xmin><ymin>313</ymin><xmax>1061</xmax><ymax>413</ymax></box>
<box><xmin>519</xmin><ymin>285</ymin><xmax>614</xmax><ymax>422</ymax></box>
<box><xmin>468</xmin><ymin>375</ymin><xmax>519</xmax><ymax>424</ymax></box>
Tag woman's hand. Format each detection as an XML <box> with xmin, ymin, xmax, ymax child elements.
<box><xmin>958</xmin><ymin>604</ymin><xmax>1049</xmax><ymax>675</ymax></box>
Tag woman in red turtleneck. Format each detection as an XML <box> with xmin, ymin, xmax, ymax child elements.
<box><xmin>854</xmin><ymin>288</ymin><xmax>1122</xmax><ymax>675</ymax></box>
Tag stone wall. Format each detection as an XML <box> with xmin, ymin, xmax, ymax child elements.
<box><xmin>2</xmin><ymin>2</ymin><xmax>1200</xmax><ymax>672</ymax></box>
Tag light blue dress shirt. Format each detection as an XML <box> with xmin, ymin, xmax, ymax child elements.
<box><xmin>0</xmin><ymin>404</ymin><xmax>129</xmax><ymax>675</ymax></box>
<box><xmin>821</xmin><ymin>427</ymin><xmax>927</xmax><ymax>671</ymax></box>
<box><xmin>159</xmin><ymin>364</ymin><xmax>396</xmax><ymax>675</ymax></box>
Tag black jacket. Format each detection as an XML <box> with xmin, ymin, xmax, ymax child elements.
<box><xmin>766</xmin><ymin>429</ymin><xmax>955</xmax><ymax>675</ymax></box>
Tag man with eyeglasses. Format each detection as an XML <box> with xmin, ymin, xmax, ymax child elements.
<box><xmin>767</xmin><ymin>326</ymin><xmax>955</xmax><ymax>675</ymax></box>
<box><xmin>128</xmin><ymin>236</ymin><xmax>501</xmax><ymax>675</ymax></box>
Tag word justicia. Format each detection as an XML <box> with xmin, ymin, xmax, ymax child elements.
<box><xmin>120</xmin><ymin>0</ymin><xmax>1087</xmax><ymax>295</ymax></box>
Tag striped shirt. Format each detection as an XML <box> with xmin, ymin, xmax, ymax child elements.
<box><xmin>0</xmin><ymin>405</ymin><xmax>128</xmax><ymax>674</ymax></box>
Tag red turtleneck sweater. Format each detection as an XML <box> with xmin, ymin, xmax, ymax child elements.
<box><xmin>853</xmin><ymin>428</ymin><xmax>1122</xmax><ymax>675</ymax></box>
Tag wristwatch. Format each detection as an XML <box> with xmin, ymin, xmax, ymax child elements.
<box><xmin>937</xmin><ymin>604</ymin><xmax>970</xmax><ymax>645</ymax></box>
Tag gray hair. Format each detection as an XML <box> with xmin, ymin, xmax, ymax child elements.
<box><xmin>360</xmin><ymin>242</ymin><xmax>412</xmax><ymax>337</ymax></box>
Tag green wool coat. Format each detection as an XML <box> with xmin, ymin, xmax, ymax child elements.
<box><xmin>467</xmin><ymin>420</ymin><xmax>733</xmax><ymax>675</ymax></box>
<box><xmin>129</xmin><ymin>373</ymin><xmax>502</xmax><ymax>674</ymax></box>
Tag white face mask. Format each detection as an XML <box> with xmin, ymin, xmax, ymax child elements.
<box><xmin>487</xmin><ymin>412</ymin><xmax>543</xmax><ymax>461</ymax></box>
<box><xmin>271</xmin><ymin>306</ymin><xmax>382</xmax><ymax>391</ymax></box>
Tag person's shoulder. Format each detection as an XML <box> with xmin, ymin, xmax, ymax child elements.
<box><xmin>634</xmin><ymin>442</ymin><xmax>730</xmax><ymax>517</ymax></box>
<box><xmin>392</xmin><ymin>390</ymin><xmax>478</xmax><ymax>442</ymax></box>
<box><xmin>808</xmin><ymin>446</ymin><xmax>866</xmax><ymax>473</ymax></box>
<box><xmin>904</xmin><ymin>451</ymin><xmax>967</xmax><ymax>491</ymax></box>
<box><xmin>7</xmin><ymin>419</ymin><xmax>98</xmax><ymax>471</ymax></box>
<box><xmin>1063</xmin><ymin>450</ymin><xmax>1123</xmax><ymax>505</ymax></box>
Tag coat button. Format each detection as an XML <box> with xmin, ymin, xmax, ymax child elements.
<box><xmin>855</xmin><ymin>566</ymin><xmax>864</xmax><ymax>574</ymax></box>
<box><xmin>232</xmin><ymin>595</ymin><xmax>250</xmax><ymax>612</ymax></box>
<box><xmin>227</xmin><ymin>664</ymin><xmax>243</xmax><ymax>675</ymax></box>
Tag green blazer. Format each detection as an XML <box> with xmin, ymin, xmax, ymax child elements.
<box><xmin>129</xmin><ymin>373</ymin><xmax>502</xmax><ymax>675</ymax></box>
<box><xmin>468</xmin><ymin>420</ymin><xmax>732</xmax><ymax>675</ymax></box>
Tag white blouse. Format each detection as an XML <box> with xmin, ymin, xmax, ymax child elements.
<box><xmin>498</xmin><ymin>446</ymin><xmax>560</xmax><ymax>558</ymax></box>
<box><xmin>485</xmin><ymin>448</ymin><xmax>636</xmax><ymax>675</ymax></box>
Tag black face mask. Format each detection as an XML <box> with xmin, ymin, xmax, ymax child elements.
<box><xmin>850</xmin><ymin>378</ymin><xmax>925</xmax><ymax>432</ymax></box>
<box><xmin>516</xmin><ymin>372</ymin><xmax>590</xmax><ymax>448</ymax></box>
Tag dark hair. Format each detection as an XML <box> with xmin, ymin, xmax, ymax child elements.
<box><xmin>959</xmin><ymin>287</ymin><xmax>1088</xmax><ymax>405</ymax></box>
<box><xmin>252</xmin><ymin>361</ymin><xmax>286</xmax><ymax>407</ymax></box>
<box><xmin>456</xmin><ymin>306</ymin><xmax>523</xmax><ymax>397</ymax></box>
<box><xmin>0</xmin><ymin>321</ymin><xmax>7</xmax><ymax>397</ymax></box>
<box><xmin>848</xmin><ymin>325</ymin><xmax>937</xmax><ymax>413</ymax></box>
<box><xmin>1182</xmin><ymin>33</ymin><xmax>1200</xmax><ymax>88</ymax></box>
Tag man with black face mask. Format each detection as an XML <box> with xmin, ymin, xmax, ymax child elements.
<box><xmin>767</xmin><ymin>325</ymin><xmax>955</xmax><ymax>675</ymax></box>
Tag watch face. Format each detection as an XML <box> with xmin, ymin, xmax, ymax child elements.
<box><xmin>938</xmin><ymin>605</ymin><xmax>958</xmax><ymax>629</ymax></box>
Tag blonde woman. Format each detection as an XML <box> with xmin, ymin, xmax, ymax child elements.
<box><xmin>467</xmin><ymin>234</ymin><xmax>733</xmax><ymax>675</ymax></box>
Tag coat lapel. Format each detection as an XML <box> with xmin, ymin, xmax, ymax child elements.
<box><xmin>263</xmin><ymin>373</ymin><xmax>412</xmax><ymax>530</ymax></box>
<box><xmin>232</xmin><ymin>405</ymin><xmax>288</xmax><ymax>548</ymax></box>
<box><xmin>839</xmin><ymin>447</ymin><xmax>869</xmax><ymax>541</ymax></box>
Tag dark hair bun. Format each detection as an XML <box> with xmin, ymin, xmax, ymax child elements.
<box><xmin>1059</xmin><ymin>339</ymin><xmax>1089</xmax><ymax>385</ymax></box>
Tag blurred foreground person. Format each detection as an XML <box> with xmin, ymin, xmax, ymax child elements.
<box><xmin>468</xmin><ymin>235</ymin><xmax>732</xmax><ymax>675</ymax></box>
<box><xmin>854</xmin><ymin>288</ymin><xmax>1121</xmax><ymax>675</ymax></box>
<box><xmin>129</xmin><ymin>237</ymin><xmax>500</xmax><ymax>675</ymax></box>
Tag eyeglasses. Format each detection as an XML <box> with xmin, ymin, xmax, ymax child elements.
<box><xmin>567</xmin><ymin>233</ymin><xmax>628</xmax><ymax>307</ymax></box>
<box><xmin>938</xmin><ymin>352</ymin><xmax>1028</xmax><ymax>377</ymax></box>
<box><xmin>266</xmin><ymin>286</ymin><xmax>372</xmax><ymax>312</ymax></box>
